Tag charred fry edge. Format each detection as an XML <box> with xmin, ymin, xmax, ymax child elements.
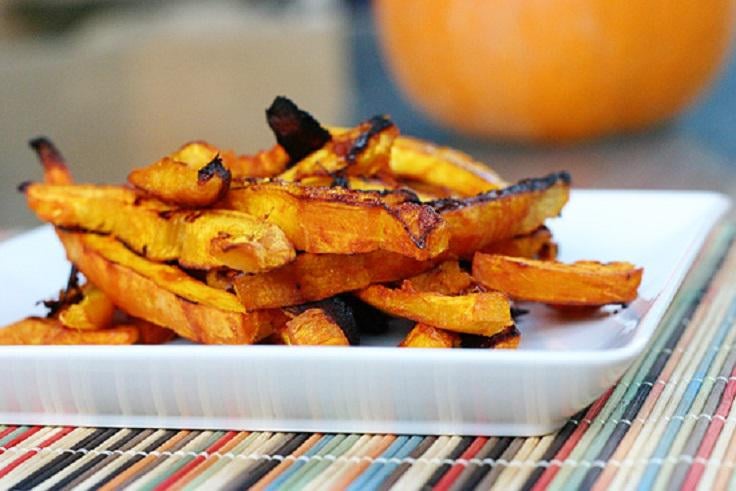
<box><xmin>266</xmin><ymin>96</ymin><xmax>331</xmax><ymax>164</ymax></box>
<box><xmin>429</xmin><ymin>171</ymin><xmax>572</xmax><ymax>213</ymax></box>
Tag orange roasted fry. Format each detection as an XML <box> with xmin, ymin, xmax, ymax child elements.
<box><xmin>472</xmin><ymin>253</ymin><xmax>643</xmax><ymax>306</ymax></box>
<box><xmin>399</xmin><ymin>323</ymin><xmax>461</xmax><ymax>348</ymax></box>
<box><xmin>481</xmin><ymin>226</ymin><xmax>558</xmax><ymax>260</ymax></box>
<box><xmin>225</xmin><ymin>180</ymin><xmax>448</xmax><ymax>260</ymax></box>
<box><xmin>25</xmin><ymin>183</ymin><xmax>295</xmax><ymax>272</ymax></box>
<box><xmin>233</xmin><ymin>250</ymin><xmax>432</xmax><ymax>309</ymax></box>
<box><xmin>279</xmin><ymin>116</ymin><xmax>399</xmax><ymax>181</ymax></box>
<box><xmin>276</xmin><ymin>308</ymin><xmax>350</xmax><ymax>346</ymax></box>
<box><xmin>0</xmin><ymin>317</ymin><xmax>138</xmax><ymax>345</ymax></box>
<box><xmin>430</xmin><ymin>172</ymin><xmax>571</xmax><ymax>257</ymax></box>
<box><xmin>58</xmin><ymin>283</ymin><xmax>116</xmax><ymax>330</ymax></box>
<box><xmin>356</xmin><ymin>282</ymin><xmax>513</xmax><ymax>336</ymax></box>
<box><xmin>390</xmin><ymin>136</ymin><xmax>506</xmax><ymax>196</ymax></box>
<box><xmin>128</xmin><ymin>155</ymin><xmax>231</xmax><ymax>208</ymax></box>
<box><xmin>403</xmin><ymin>261</ymin><xmax>474</xmax><ymax>295</ymax></box>
<box><xmin>58</xmin><ymin>230</ymin><xmax>286</xmax><ymax>344</ymax></box>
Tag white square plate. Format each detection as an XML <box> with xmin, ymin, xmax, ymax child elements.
<box><xmin>0</xmin><ymin>190</ymin><xmax>729</xmax><ymax>436</ymax></box>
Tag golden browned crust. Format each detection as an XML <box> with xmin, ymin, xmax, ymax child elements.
<box><xmin>225</xmin><ymin>179</ymin><xmax>448</xmax><ymax>259</ymax></box>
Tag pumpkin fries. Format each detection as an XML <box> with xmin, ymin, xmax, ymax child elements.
<box><xmin>3</xmin><ymin>96</ymin><xmax>642</xmax><ymax>348</ymax></box>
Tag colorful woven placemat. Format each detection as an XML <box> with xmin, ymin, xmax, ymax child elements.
<box><xmin>0</xmin><ymin>228</ymin><xmax>734</xmax><ymax>490</ymax></box>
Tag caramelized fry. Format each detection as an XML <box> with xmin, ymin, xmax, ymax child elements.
<box><xmin>399</xmin><ymin>323</ymin><xmax>461</xmax><ymax>348</ymax></box>
<box><xmin>472</xmin><ymin>253</ymin><xmax>643</xmax><ymax>306</ymax></box>
<box><xmin>26</xmin><ymin>183</ymin><xmax>295</xmax><ymax>272</ymax></box>
<box><xmin>481</xmin><ymin>226</ymin><xmax>557</xmax><ymax>260</ymax></box>
<box><xmin>0</xmin><ymin>317</ymin><xmax>138</xmax><ymax>345</ymax></box>
<box><xmin>266</xmin><ymin>96</ymin><xmax>331</xmax><ymax>164</ymax></box>
<box><xmin>225</xmin><ymin>180</ymin><xmax>448</xmax><ymax>260</ymax></box>
<box><xmin>430</xmin><ymin>172</ymin><xmax>571</xmax><ymax>257</ymax></box>
<box><xmin>234</xmin><ymin>250</ymin><xmax>432</xmax><ymax>309</ymax></box>
<box><xmin>58</xmin><ymin>231</ymin><xmax>286</xmax><ymax>344</ymax></box>
<box><xmin>58</xmin><ymin>283</ymin><xmax>116</xmax><ymax>330</ymax></box>
<box><xmin>357</xmin><ymin>283</ymin><xmax>513</xmax><ymax>336</ymax></box>
<box><xmin>276</xmin><ymin>308</ymin><xmax>350</xmax><ymax>346</ymax></box>
<box><xmin>128</xmin><ymin>155</ymin><xmax>231</xmax><ymax>207</ymax></box>
<box><xmin>279</xmin><ymin>116</ymin><xmax>398</xmax><ymax>181</ymax></box>
<box><xmin>391</xmin><ymin>136</ymin><xmax>506</xmax><ymax>196</ymax></box>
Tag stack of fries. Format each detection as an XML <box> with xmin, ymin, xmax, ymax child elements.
<box><xmin>2</xmin><ymin>97</ymin><xmax>643</xmax><ymax>348</ymax></box>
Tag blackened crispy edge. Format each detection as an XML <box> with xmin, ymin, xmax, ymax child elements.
<box><xmin>266</xmin><ymin>96</ymin><xmax>331</xmax><ymax>165</ymax></box>
<box><xmin>429</xmin><ymin>171</ymin><xmax>571</xmax><ymax>213</ymax></box>
<box><xmin>345</xmin><ymin>115</ymin><xmax>394</xmax><ymax>165</ymax></box>
<box><xmin>460</xmin><ymin>325</ymin><xmax>521</xmax><ymax>349</ymax></box>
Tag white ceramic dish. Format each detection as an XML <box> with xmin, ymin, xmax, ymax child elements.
<box><xmin>0</xmin><ymin>190</ymin><xmax>729</xmax><ymax>436</ymax></box>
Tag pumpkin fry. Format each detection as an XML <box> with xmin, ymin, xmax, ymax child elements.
<box><xmin>58</xmin><ymin>231</ymin><xmax>286</xmax><ymax>344</ymax></box>
<box><xmin>25</xmin><ymin>183</ymin><xmax>295</xmax><ymax>273</ymax></box>
<box><xmin>279</xmin><ymin>116</ymin><xmax>399</xmax><ymax>181</ymax></box>
<box><xmin>430</xmin><ymin>172</ymin><xmax>570</xmax><ymax>257</ymax></box>
<box><xmin>58</xmin><ymin>283</ymin><xmax>116</xmax><ymax>330</ymax></box>
<box><xmin>225</xmin><ymin>180</ymin><xmax>448</xmax><ymax>260</ymax></box>
<box><xmin>0</xmin><ymin>317</ymin><xmax>138</xmax><ymax>345</ymax></box>
<box><xmin>390</xmin><ymin>136</ymin><xmax>506</xmax><ymax>196</ymax></box>
<box><xmin>472</xmin><ymin>253</ymin><xmax>643</xmax><ymax>306</ymax></box>
<box><xmin>128</xmin><ymin>155</ymin><xmax>231</xmax><ymax>208</ymax></box>
<box><xmin>356</xmin><ymin>283</ymin><xmax>513</xmax><ymax>336</ymax></box>
<box><xmin>234</xmin><ymin>250</ymin><xmax>432</xmax><ymax>309</ymax></box>
<box><xmin>276</xmin><ymin>308</ymin><xmax>350</xmax><ymax>346</ymax></box>
<box><xmin>399</xmin><ymin>323</ymin><xmax>461</xmax><ymax>348</ymax></box>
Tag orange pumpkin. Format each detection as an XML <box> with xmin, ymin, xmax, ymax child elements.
<box><xmin>375</xmin><ymin>0</ymin><xmax>736</xmax><ymax>142</ymax></box>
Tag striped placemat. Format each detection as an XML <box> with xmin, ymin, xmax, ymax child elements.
<box><xmin>0</xmin><ymin>228</ymin><xmax>734</xmax><ymax>490</ymax></box>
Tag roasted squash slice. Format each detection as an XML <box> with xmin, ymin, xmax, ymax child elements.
<box><xmin>357</xmin><ymin>282</ymin><xmax>513</xmax><ymax>336</ymax></box>
<box><xmin>390</xmin><ymin>136</ymin><xmax>506</xmax><ymax>196</ymax></box>
<box><xmin>58</xmin><ymin>231</ymin><xmax>286</xmax><ymax>344</ymax></box>
<box><xmin>225</xmin><ymin>180</ymin><xmax>448</xmax><ymax>259</ymax></box>
<box><xmin>399</xmin><ymin>323</ymin><xmax>461</xmax><ymax>348</ymax></box>
<box><xmin>481</xmin><ymin>226</ymin><xmax>557</xmax><ymax>260</ymax></box>
<box><xmin>234</xmin><ymin>250</ymin><xmax>432</xmax><ymax>309</ymax></box>
<box><xmin>58</xmin><ymin>283</ymin><xmax>116</xmax><ymax>330</ymax></box>
<box><xmin>472</xmin><ymin>253</ymin><xmax>643</xmax><ymax>306</ymax></box>
<box><xmin>0</xmin><ymin>317</ymin><xmax>139</xmax><ymax>345</ymax></box>
<box><xmin>25</xmin><ymin>183</ymin><xmax>295</xmax><ymax>272</ymax></box>
<box><xmin>430</xmin><ymin>172</ymin><xmax>571</xmax><ymax>257</ymax></box>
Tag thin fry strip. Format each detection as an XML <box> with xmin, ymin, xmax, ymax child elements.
<box><xmin>26</xmin><ymin>183</ymin><xmax>295</xmax><ymax>272</ymax></box>
<box><xmin>356</xmin><ymin>283</ymin><xmax>513</xmax><ymax>336</ymax></box>
<box><xmin>431</xmin><ymin>172</ymin><xmax>571</xmax><ymax>257</ymax></box>
<box><xmin>0</xmin><ymin>317</ymin><xmax>138</xmax><ymax>345</ymax></box>
<box><xmin>472</xmin><ymin>253</ymin><xmax>643</xmax><ymax>306</ymax></box>
<box><xmin>58</xmin><ymin>231</ymin><xmax>285</xmax><ymax>344</ymax></box>
<box><xmin>390</xmin><ymin>136</ymin><xmax>506</xmax><ymax>196</ymax></box>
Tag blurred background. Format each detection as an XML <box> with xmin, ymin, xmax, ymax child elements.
<box><xmin>1</xmin><ymin>0</ymin><xmax>735</xmax><ymax>228</ymax></box>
